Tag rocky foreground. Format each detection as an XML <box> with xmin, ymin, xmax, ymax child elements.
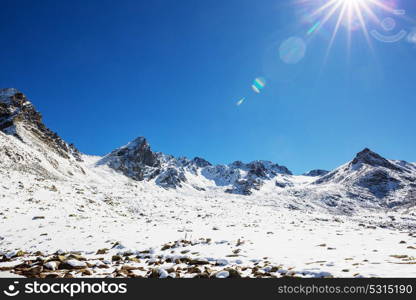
<box><xmin>1</xmin><ymin>239</ymin><xmax>320</xmax><ymax>279</ymax></box>
<box><xmin>2</xmin><ymin>233</ymin><xmax>416</xmax><ymax>279</ymax></box>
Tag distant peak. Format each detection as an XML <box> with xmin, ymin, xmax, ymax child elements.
<box><xmin>126</xmin><ymin>136</ymin><xmax>148</xmax><ymax>149</ymax></box>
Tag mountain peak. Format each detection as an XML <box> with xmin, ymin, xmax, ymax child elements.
<box><xmin>349</xmin><ymin>148</ymin><xmax>403</xmax><ymax>173</ymax></box>
<box><xmin>0</xmin><ymin>88</ymin><xmax>40</xmax><ymax>130</ymax></box>
<box><xmin>352</xmin><ymin>148</ymin><xmax>390</xmax><ymax>167</ymax></box>
<box><xmin>0</xmin><ymin>88</ymin><xmax>82</xmax><ymax>162</ymax></box>
<box><xmin>0</xmin><ymin>88</ymin><xmax>31</xmax><ymax>109</ymax></box>
<box><xmin>98</xmin><ymin>136</ymin><xmax>161</xmax><ymax>180</ymax></box>
<box><xmin>0</xmin><ymin>88</ymin><xmax>23</xmax><ymax>104</ymax></box>
<box><xmin>125</xmin><ymin>136</ymin><xmax>149</xmax><ymax>150</ymax></box>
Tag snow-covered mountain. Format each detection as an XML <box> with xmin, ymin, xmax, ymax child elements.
<box><xmin>1</xmin><ymin>88</ymin><xmax>415</xmax><ymax>210</ymax></box>
<box><xmin>96</xmin><ymin>136</ymin><xmax>292</xmax><ymax>194</ymax></box>
<box><xmin>313</xmin><ymin>148</ymin><xmax>416</xmax><ymax>209</ymax></box>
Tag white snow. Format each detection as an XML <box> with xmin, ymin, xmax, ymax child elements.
<box><xmin>0</xmin><ymin>125</ymin><xmax>416</xmax><ymax>278</ymax></box>
<box><xmin>65</xmin><ymin>260</ymin><xmax>87</xmax><ymax>268</ymax></box>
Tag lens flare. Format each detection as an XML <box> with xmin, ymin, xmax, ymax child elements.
<box><xmin>307</xmin><ymin>21</ymin><xmax>321</xmax><ymax>35</ymax></box>
<box><xmin>236</xmin><ymin>97</ymin><xmax>245</xmax><ymax>106</ymax></box>
<box><xmin>251</xmin><ymin>78</ymin><xmax>266</xmax><ymax>94</ymax></box>
<box><xmin>407</xmin><ymin>28</ymin><xmax>416</xmax><ymax>45</ymax></box>
<box><xmin>279</xmin><ymin>37</ymin><xmax>307</xmax><ymax>64</ymax></box>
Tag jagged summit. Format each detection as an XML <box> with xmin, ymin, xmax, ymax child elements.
<box><xmin>0</xmin><ymin>88</ymin><xmax>23</xmax><ymax>104</ymax></box>
<box><xmin>350</xmin><ymin>148</ymin><xmax>402</xmax><ymax>172</ymax></box>
<box><xmin>0</xmin><ymin>88</ymin><xmax>37</xmax><ymax>132</ymax></box>
<box><xmin>97</xmin><ymin>136</ymin><xmax>161</xmax><ymax>181</ymax></box>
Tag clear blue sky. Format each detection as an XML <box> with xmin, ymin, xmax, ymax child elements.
<box><xmin>1</xmin><ymin>0</ymin><xmax>415</xmax><ymax>174</ymax></box>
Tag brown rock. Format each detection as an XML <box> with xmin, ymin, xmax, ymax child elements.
<box><xmin>96</xmin><ymin>248</ymin><xmax>108</xmax><ymax>255</ymax></box>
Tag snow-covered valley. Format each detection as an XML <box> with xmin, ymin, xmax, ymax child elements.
<box><xmin>1</xmin><ymin>88</ymin><xmax>416</xmax><ymax>278</ymax></box>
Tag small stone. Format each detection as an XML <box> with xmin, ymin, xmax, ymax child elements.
<box><xmin>24</xmin><ymin>265</ymin><xmax>43</xmax><ymax>276</ymax></box>
<box><xmin>14</xmin><ymin>250</ymin><xmax>25</xmax><ymax>257</ymax></box>
<box><xmin>225</xmin><ymin>268</ymin><xmax>241</xmax><ymax>278</ymax></box>
<box><xmin>127</xmin><ymin>257</ymin><xmax>140</xmax><ymax>263</ymax></box>
<box><xmin>82</xmin><ymin>269</ymin><xmax>93</xmax><ymax>276</ymax></box>
<box><xmin>61</xmin><ymin>259</ymin><xmax>87</xmax><ymax>269</ymax></box>
<box><xmin>189</xmin><ymin>258</ymin><xmax>209</xmax><ymax>265</ymax></box>
<box><xmin>96</xmin><ymin>248</ymin><xmax>108</xmax><ymax>255</ymax></box>
<box><xmin>215</xmin><ymin>270</ymin><xmax>230</xmax><ymax>278</ymax></box>
<box><xmin>43</xmin><ymin>272</ymin><xmax>61</xmax><ymax>278</ymax></box>
<box><xmin>112</xmin><ymin>255</ymin><xmax>123</xmax><ymax>262</ymax></box>
<box><xmin>44</xmin><ymin>261</ymin><xmax>58</xmax><ymax>271</ymax></box>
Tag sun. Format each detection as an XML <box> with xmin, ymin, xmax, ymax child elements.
<box><xmin>305</xmin><ymin>0</ymin><xmax>396</xmax><ymax>59</ymax></box>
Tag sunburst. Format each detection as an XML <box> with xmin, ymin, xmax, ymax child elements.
<box><xmin>305</xmin><ymin>0</ymin><xmax>396</xmax><ymax>59</ymax></box>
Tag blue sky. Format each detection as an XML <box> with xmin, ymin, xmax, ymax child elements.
<box><xmin>1</xmin><ymin>0</ymin><xmax>415</xmax><ymax>174</ymax></box>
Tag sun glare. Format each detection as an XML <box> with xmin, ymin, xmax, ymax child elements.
<box><xmin>305</xmin><ymin>0</ymin><xmax>397</xmax><ymax>60</ymax></box>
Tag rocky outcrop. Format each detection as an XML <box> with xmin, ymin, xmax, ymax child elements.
<box><xmin>97</xmin><ymin>137</ymin><xmax>161</xmax><ymax>181</ymax></box>
<box><xmin>0</xmin><ymin>88</ymin><xmax>82</xmax><ymax>162</ymax></box>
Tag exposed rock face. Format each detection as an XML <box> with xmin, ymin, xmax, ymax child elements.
<box><xmin>96</xmin><ymin>137</ymin><xmax>190</xmax><ymax>188</ymax></box>
<box><xmin>222</xmin><ymin>161</ymin><xmax>292</xmax><ymax>195</ymax></box>
<box><xmin>356</xmin><ymin>169</ymin><xmax>402</xmax><ymax>199</ymax></box>
<box><xmin>225</xmin><ymin>178</ymin><xmax>263</xmax><ymax>195</ymax></box>
<box><xmin>98</xmin><ymin>137</ymin><xmax>160</xmax><ymax>181</ymax></box>
<box><xmin>0</xmin><ymin>88</ymin><xmax>82</xmax><ymax>162</ymax></box>
<box><xmin>303</xmin><ymin>169</ymin><xmax>330</xmax><ymax>177</ymax></box>
<box><xmin>156</xmin><ymin>167</ymin><xmax>187</xmax><ymax>188</ymax></box>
